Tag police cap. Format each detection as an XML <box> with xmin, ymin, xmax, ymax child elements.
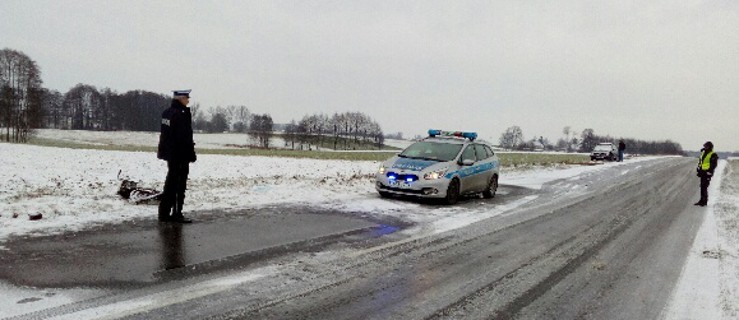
<box><xmin>172</xmin><ymin>89</ymin><xmax>191</xmax><ymax>98</ymax></box>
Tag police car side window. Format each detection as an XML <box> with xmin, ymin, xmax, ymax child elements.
<box><xmin>484</xmin><ymin>145</ymin><xmax>495</xmax><ymax>157</ymax></box>
<box><xmin>474</xmin><ymin>144</ymin><xmax>488</xmax><ymax>160</ymax></box>
<box><xmin>461</xmin><ymin>146</ymin><xmax>476</xmax><ymax>162</ymax></box>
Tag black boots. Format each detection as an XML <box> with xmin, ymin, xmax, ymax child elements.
<box><xmin>158</xmin><ymin>203</ymin><xmax>193</xmax><ymax>223</ymax></box>
<box><xmin>158</xmin><ymin>205</ymin><xmax>173</xmax><ymax>222</ymax></box>
<box><xmin>694</xmin><ymin>201</ymin><xmax>707</xmax><ymax>207</ymax></box>
<box><xmin>159</xmin><ymin>213</ymin><xmax>193</xmax><ymax>223</ymax></box>
<box><xmin>169</xmin><ymin>214</ymin><xmax>193</xmax><ymax>223</ymax></box>
<box><xmin>171</xmin><ymin>196</ymin><xmax>192</xmax><ymax>223</ymax></box>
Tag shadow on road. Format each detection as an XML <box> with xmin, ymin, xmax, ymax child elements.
<box><xmin>0</xmin><ymin>207</ymin><xmax>405</xmax><ymax>288</ymax></box>
<box><xmin>0</xmin><ymin>184</ymin><xmax>534</xmax><ymax>289</ymax></box>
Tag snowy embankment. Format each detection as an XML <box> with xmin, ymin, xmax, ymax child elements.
<box><xmin>0</xmin><ymin>142</ymin><xmax>378</xmax><ymax>241</ymax></box>
<box><xmin>663</xmin><ymin>159</ymin><xmax>739</xmax><ymax>319</ymax></box>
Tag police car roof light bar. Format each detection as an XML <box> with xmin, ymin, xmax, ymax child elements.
<box><xmin>428</xmin><ymin>129</ymin><xmax>477</xmax><ymax>141</ymax></box>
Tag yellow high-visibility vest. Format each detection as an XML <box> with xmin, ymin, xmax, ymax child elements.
<box><xmin>699</xmin><ymin>150</ymin><xmax>715</xmax><ymax>170</ymax></box>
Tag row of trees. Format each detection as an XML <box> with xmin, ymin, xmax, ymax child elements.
<box><xmin>499</xmin><ymin>125</ymin><xmax>684</xmax><ymax>155</ymax></box>
<box><xmin>44</xmin><ymin>85</ymin><xmax>170</xmax><ymax>132</ymax></box>
<box><xmin>286</xmin><ymin>112</ymin><xmax>385</xmax><ymax>150</ymax></box>
<box><xmin>0</xmin><ymin>48</ymin><xmax>175</xmax><ymax>139</ymax></box>
<box><xmin>189</xmin><ymin>106</ymin><xmax>385</xmax><ymax>149</ymax></box>
<box><xmin>189</xmin><ymin>106</ymin><xmax>386</xmax><ymax>150</ymax></box>
<box><xmin>0</xmin><ymin>48</ymin><xmax>387</xmax><ymax>149</ymax></box>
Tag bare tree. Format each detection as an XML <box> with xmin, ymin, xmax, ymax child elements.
<box><xmin>298</xmin><ymin>113</ymin><xmax>329</xmax><ymax>149</ymax></box>
<box><xmin>0</xmin><ymin>48</ymin><xmax>44</xmax><ymax>142</ymax></box>
<box><xmin>249</xmin><ymin>114</ymin><xmax>273</xmax><ymax>148</ymax></box>
<box><xmin>555</xmin><ymin>138</ymin><xmax>569</xmax><ymax>151</ymax></box>
<box><xmin>63</xmin><ymin>84</ymin><xmax>103</xmax><ymax>130</ymax></box>
<box><xmin>562</xmin><ymin>126</ymin><xmax>572</xmax><ymax>152</ymax></box>
<box><xmin>41</xmin><ymin>88</ymin><xmax>63</xmax><ymax>128</ymax></box>
<box><xmin>212</xmin><ymin>106</ymin><xmax>232</xmax><ymax>131</ymax></box>
<box><xmin>579</xmin><ymin>128</ymin><xmax>597</xmax><ymax>152</ymax></box>
<box><xmin>331</xmin><ymin>112</ymin><xmax>347</xmax><ymax>150</ymax></box>
<box><xmin>499</xmin><ymin>126</ymin><xmax>524</xmax><ymax>150</ymax></box>
<box><xmin>231</xmin><ymin>105</ymin><xmax>250</xmax><ymax>132</ymax></box>
<box><xmin>284</xmin><ymin>120</ymin><xmax>299</xmax><ymax>149</ymax></box>
<box><xmin>209</xmin><ymin>111</ymin><xmax>230</xmax><ymax>133</ymax></box>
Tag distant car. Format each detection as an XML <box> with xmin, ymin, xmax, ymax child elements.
<box><xmin>590</xmin><ymin>142</ymin><xmax>618</xmax><ymax>161</ymax></box>
<box><xmin>375</xmin><ymin>130</ymin><xmax>500</xmax><ymax>204</ymax></box>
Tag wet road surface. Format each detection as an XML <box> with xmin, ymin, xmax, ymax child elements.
<box><xmin>0</xmin><ymin>209</ymin><xmax>386</xmax><ymax>288</ymax></box>
<box><xmin>0</xmin><ymin>185</ymin><xmax>534</xmax><ymax>290</ymax></box>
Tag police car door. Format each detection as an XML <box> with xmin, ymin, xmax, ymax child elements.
<box><xmin>459</xmin><ymin>145</ymin><xmax>479</xmax><ymax>193</ymax></box>
<box><xmin>474</xmin><ymin>144</ymin><xmax>494</xmax><ymax>192</ymax></box>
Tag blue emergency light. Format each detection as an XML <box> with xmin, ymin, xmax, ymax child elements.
<box><xmin>428</xmin><ymin>129</ymin><xmax>477</xmax><ymax>141</ymax></box>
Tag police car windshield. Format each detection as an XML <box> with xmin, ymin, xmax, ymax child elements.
<box><xmin>399</xmin><ymin>141</ymin><xmax>463</xmax><ymax>162</ymax></box>
<box><xmin>594</xmin><ymin>145</ymin><xmax>612</xmax><ymax>151</ymax></box>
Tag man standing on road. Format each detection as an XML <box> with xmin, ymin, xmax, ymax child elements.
<box><xmin>157</xmin><ymin>89</ymin><xmax>196</xmax><ymax>223</ymax></box>
<box><xmin>694</xmin><ymin>141</ymin><xmax>718</xmax><ymax>207</ymax></box>
<box><xmin>618</xmin><ymin>140</ymin><xmax>626</xmax><ymax>162</ymax></box>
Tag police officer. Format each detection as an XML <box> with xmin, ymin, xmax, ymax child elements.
<box><xmin>157</xmin><ymin>89</ymin><xmax>196</xmax><ymax>223</ymax></box>
<box><xmin>694</xmin><ymin>141</ymin><xmax>718</xmax><ymax>207</ymax></box>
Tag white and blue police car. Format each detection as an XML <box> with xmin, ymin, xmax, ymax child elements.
<box><xmin>375</xmin><ymin>129</ymin><xmax>500</xmax><ymax>204</ymax></box>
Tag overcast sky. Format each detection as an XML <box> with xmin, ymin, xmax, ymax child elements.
<box><xmin>2</xmin><ymin>0</ymin><xmax>738</xmax><ymax>151</ymax></box>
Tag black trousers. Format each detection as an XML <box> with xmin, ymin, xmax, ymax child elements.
<box><xmin>699</xmin><ymin>175</ymin><xmax>711</xmax><ymax>204</ymax></box>
<box><xmin>159</xmin><ymin>161</ymin><xmax>189</xmax><ymax>218</ymax></box>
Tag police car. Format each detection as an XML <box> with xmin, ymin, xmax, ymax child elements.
<box><xmin>375</xmin><ymin>130</ymin><xmax>500</xmax><ymax>204</ymax></box>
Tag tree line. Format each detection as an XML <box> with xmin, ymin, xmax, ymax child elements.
<box><xmin>499</xmin><ymin>125</ymin><xmax>684</xmax><ymax>155</ymax></box>
<box><xmin>284</xmin><ymin>112</ymin><xmax>385</xmax><ymax>150</ymax></box>
<box><xmin>189</xmin><ymin>107</ymin><xmax>384</xmax><ymax>150</ymax></box>
<box><xmin>0</xmin><ymin>48</ymin><xmax>386</xmax><ymax>149</ymax></box>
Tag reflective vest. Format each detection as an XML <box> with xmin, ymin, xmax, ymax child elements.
<box><xmin>699</xmin><ymin>150</ymin><xmax>715</xmax><ymax>171</ymax></box>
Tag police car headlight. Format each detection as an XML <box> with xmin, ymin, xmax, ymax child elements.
<box><xmin>424</xmin><ymin>169</ymin><xmax>447</xmax><ymax>180</ymax></box>
<box><xmin>378</xmin><ymin>165</ymin><xmax>386</xmax><ymax>174</ymax></box>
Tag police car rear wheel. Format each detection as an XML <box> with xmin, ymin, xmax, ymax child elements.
<box><xmin>483</xmin><ymin>175</ymin><xmax>498</xmax><ymax>199</ymax></box>
<box><xmin>445</xmin><ymin>178</ymin><xmax>460</xmax><ymax>205</ymax></box>
<box><xmin>379</xmin><ymin>191</ymin><xmax>392</xmax><ymax>198</ymax></box>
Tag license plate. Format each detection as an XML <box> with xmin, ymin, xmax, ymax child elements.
<box><xmin>389</xmin><ymin>180</ymin><xmax>412</xmax><ymax>188</ymax></box>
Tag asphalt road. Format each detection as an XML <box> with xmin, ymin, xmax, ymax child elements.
<box><xmin>3</xmin><ymin>157</ymin><xmax>705</xmax><ymax>319</ymax></box>
<box><xmin>0</xmin><ymin>208</ymin><xmax>404</xmax><ymax>288</ymax></box>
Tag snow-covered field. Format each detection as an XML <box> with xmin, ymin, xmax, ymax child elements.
<box><xmin>33</xmin><ymin>129</ymin><xmax>411</xmax><ymax>151</ymax></box>
<box><xmin>1</xmin><ymin>134</ymin><xmax>737</xmax><ymax>318</ymax></box>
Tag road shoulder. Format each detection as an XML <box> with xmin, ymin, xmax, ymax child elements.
<box><xmin>662</xmin><ymin>160</ymin><xmax>727</xmax><ymax>319</ymax></box>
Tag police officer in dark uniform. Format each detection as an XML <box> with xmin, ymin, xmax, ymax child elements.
<box><xmin>694</xmin><ymin>141</ymin><xmax>718</xmax><ymax>207</ymax></box>
<box><xmin>157</xmin><ymin>89</ymin><xmax>196</xmax><ymax>223</ymax></box>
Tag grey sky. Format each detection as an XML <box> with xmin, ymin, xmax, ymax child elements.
<box><xmin>2</xmin><ymin>0</ymin><xmax>738</xmax><ymax>151</ymax></box>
